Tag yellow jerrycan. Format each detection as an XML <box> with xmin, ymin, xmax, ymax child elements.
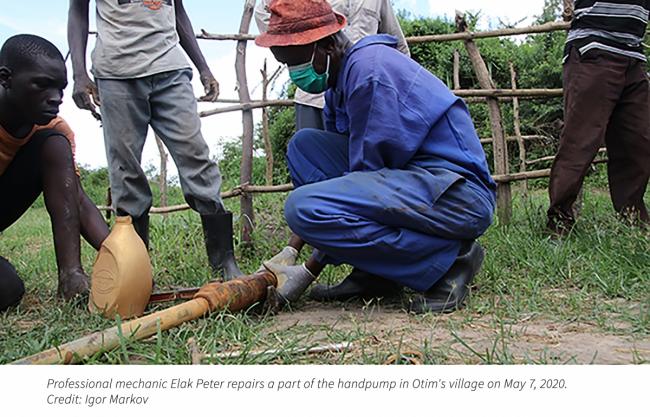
<box><xmin>89</xmin><ymin>216</ymin><xmax>153</xmax><ymax>319</ymax></box>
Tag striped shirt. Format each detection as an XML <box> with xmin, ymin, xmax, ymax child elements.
<box><xmin>565</xmin><ymin>0</ymin><xmax>649</xmax><ymax>62</ymax></box>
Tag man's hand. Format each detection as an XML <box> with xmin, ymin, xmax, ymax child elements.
<box><xmin>72</xmin><ymin>74</ymin><xmax>101</xmax><ymax>121</ymax></box>
<box><xmin>256</xmin><ymin>246</ymin><xmax>299</xmax><ymax>274</ymax></box>
<box><xmin>562</xmin><ymin>3</ymin><xmax>575</xmax><ymax>21</ymax></box>
<box><xmin>199</xmin><ymin>71</ymin><xmax>219</xmax><ymax>102</ymax></box>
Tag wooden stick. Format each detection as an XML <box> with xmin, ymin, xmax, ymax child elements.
<box><xmin>261</xmin><ymin>60</ymin><xmax>274</xmax><ymax>186</ymax></box>
<box><xmin>458</xmin><ymin>12</ymin><xmax>512</xmax><ymax>223</ymax></box>
<box><xmin>198</xmin><ymin>29</ymin><xmax>256</xmax><ymax>42</ymax></box>
<box><xmin>187</xmin><ymin>338</ymin><xmax>203</xmax><ymax>365</ymax></box>
<box><xmin>510</xmin><ymin>63</ymin><xmax>527</xmax><ymax>194</ymax></box>
<box><xmin>236</xmin><ymin>0</ymin><xmax>256</xmax><ymax>244</ymax></box>
<box><xmin>198</xmin><ymin>90</ymin><xmax>562</xmax><ymax>118</ymax></box>
<box><xmin>196</xmin><ymin>342</ymin><xmax>354</xmax><ymax>362</ymax></box>
<box><xmin>195</xmin><ymin>21</ymin><xmax>571</xmax><ymax>44</ymax></box>
<box><xmin>154</xmin><ymin>134</ymin><xmax>169</xmax><ymax>213</ymax></box>
<box><xmin>526</xmin><ymin>148</ymin><xmax>607</xmax><ymax>166</ymax></box>
<box><xmin>455</xmin><ymin>88</ymin><xmax>563</xmax><ymax>98</ymax></box>
<box><xmin>199</xmin><ymin>99</ymin><xmax>294</xmax><ymax>117</ymax></box>
<box><xmin>453</xmin><ymin>49</ymin><xmax>461</xmax><ymax>90</ymax></box>
<box><xmin>97</xmin><ymin>184</ymin><xmax>295</xmax><ymax>215</ymax></box>
<box><xmin>11</xmin><ymin>273</ymin><xmax>277</xmax><ymax>365</ymax></box>
<box><xmin>407</xmin><ymin>21</ymin><xmax>570</xmax><ymax>44</ymax></box>
<box><xmin>493</xmin><ymin>159</ymin><xmax>607</xmax><ymax>183</ymax></box>
<box><xmin>98</xmin><ymin>153</ymin><xmax>610</xmax><ymax>215</ymax></box>
<box><xmin>480</xmin><ymin>135</ymin><xmax>551</xmax><ymax>145</ymax></box>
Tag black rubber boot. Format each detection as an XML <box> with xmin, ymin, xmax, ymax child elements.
<box><xmin>131</xmin><ymin>214</ymin><xmax>150</xmax><ymax>250</ymax></box>
<box><xmin>408</xmin><ymin>241</ymin><xmax>484</xmax><ymax>314</ymax></box>
<box><xmin>201</xmin><ymin>212</ymin><xmax>244</xmax><ymax>280</ymax></box>
<box><xmin>308</xmin><ymin>268</ymin><xmax>402</xmax><ymax>302</ymax></box>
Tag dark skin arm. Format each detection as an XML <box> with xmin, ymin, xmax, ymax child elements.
<box><xmin>77</xmin><ymin>180</ymin><xmax>109</xmax><ymax>251</ymax></box>
<box><xmin>175</xmin><ymin>0</ymin><xmax>219</xmax><ymax>101</ymax></box>
<box><xmin>68</xmin><ymin>0</ymin><xmax>101</xmax><ymax>121</ymax></box>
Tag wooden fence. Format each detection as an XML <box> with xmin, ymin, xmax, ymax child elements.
<box><xmin>108</xmin><ymin>1</ymin><xmax>620</xmax><ymax>239</ymax></box>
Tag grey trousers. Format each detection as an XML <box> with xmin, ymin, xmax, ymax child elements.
<box><xmin>97</xmin><ymin>69</ymin><xmax>223</xmax><ymax>217</ymax></box>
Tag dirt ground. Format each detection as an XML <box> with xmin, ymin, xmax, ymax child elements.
<box><xmin>267</xmin><ymin>301</ymin><xmax>650</xmax><ymax>364</ymax></box>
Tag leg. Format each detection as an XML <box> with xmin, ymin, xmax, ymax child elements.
<box><xmin>286</xmin><ymin>128</ymin><xmax>348</xmax><ymax>187</ymax></box>
<box><xmin>284</xmin><ymin>168</ymin><xmax>490</xmax><ymax>292</ymax></box>
<box><xmin>605</xmin><ymin>64</ymin><xmax>650</xmax><ymax>224</ymax></box>
<box><xmin>295</xmin><ymin>103</ymin><xmax>324</xmax><ymax>131</ymax></box>
<box><xmin>286</xmin><ymin>128</ymin><xmax>348</xmax><ymax>254</ymax></box>
<box><xmin>0</xmin><ymin>131</ymin><xmax>88</xmax><ymax>300</ymax></box>
<box><xmin>96</xmin><ymin>77</ymin><xmax>153</xmax><ymax>246</ymax></box>
<box><xmin>0</xmin><ymin>134</ymin><xmax>48</xmax><ymax>232</ymax></box>
<box><xmin>149</xmin><ymin>69</ymin><xmax>223</xmax><ymax>215</ymax></box>
<box><xmin>548</xmin><ymin>49</ymin><xmax>625</xmax><ymax>231</ymax></box>
<box><xmin>149</xmin><ymin>69</ymin><xmax>241</xmax><ymax>279</ymax></box>
<box><xmin>268</xmin><ymin>129</ymin><xmax>397</xmax><ymax>303</ymax></box>
<box><xmin>0</xmin><ymin>137</ymin><xmax>45</xmax><ymax>309</ymax></box>
<box><xmin>40</xmin><ymin>134</ymin><xmax>90</xmax><ymax>299</ymax></box>
<box><xmin>0</xmin><ymin>257</ymin><xmax>24</xmax><ymax>312</ymax></box>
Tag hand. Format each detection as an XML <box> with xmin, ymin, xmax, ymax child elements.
<box><xmin>255</xmin><ymin>246</ymin><xmax>299</xmax><ymax>274</ymax></box>
<box><xmin>562</xmin><ymin>4</ymin><xmax>574</xmax><ymax>21</ymax></box>
<box><xmin>199</xmin><ymin>71</ymin><xmax>219</xmax><ymax>102</ymax></box>
<box><xmin>72</xmin><ymin>75</ymin><xmax>101</xmax><ymax>121</ymax></box>
<box><xmin>262</xmin><ymin>263</ymin><xmax>316</xmax><ymax>304</ymax></box>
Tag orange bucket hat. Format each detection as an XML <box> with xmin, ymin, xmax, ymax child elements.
<box><xmin>255</xmin><ymin>0</ymin><xmax>347</xmax><ymax>47</ymax></box>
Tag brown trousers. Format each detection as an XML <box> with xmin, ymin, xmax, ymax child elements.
<box><xmin>548</xmin><ymin>47</ymin><xmax>650</xmax><ymax>227</ymax></box>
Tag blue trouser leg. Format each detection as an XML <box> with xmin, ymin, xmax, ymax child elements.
<box><xmin>287</xmin><ymin>128</ymin><xmax>348</xmax><ymax>186</ymax></box>
<box><xmin>285</xmin><ymin>129</ymin><xmax>492</xmax><ymax>291</ymax></box>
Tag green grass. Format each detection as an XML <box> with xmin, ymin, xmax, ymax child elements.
<box><xmin>0</xmin><ymin>184</ymin><xmax>648</xmax><ymax>364</ymax></box>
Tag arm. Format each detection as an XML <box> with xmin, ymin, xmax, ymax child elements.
<box><xmin>78</xmin><ymin>181</ymin><xmax>109</xmax><ymax>251</ymax></box>
<box><xmin>175</xmin><ymin>0</ymin><xmax>219</xmax><ymax>101</ymax></box>
<box><xmin>347</xmin><ymin>80</ymin><xmax>428</xmax><ymax>172</ymax></box>
<box><xmin>378</xmin><ymin>0</ymin><xmax>410</xmax><ymax>56</ymax></box>
<box><xmin>254</xmin><ymin>0</ymin><xmax>271</xmax><ymax>33</ymax></box>
<box><xmin>67</xmin><ymin>0</ymin><xmax>101</xmax><ymax>120</ymax></box>
<box><xmin>323</xmin><ymin>90</ymin><xmax>337</xmax><ymax>132</ymax></box>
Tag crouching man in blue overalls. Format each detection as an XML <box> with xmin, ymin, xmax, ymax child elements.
<box><xmin>256</xmin><ymin>0</ymin><xmax>496</xmax><ymax>313</ymax></box>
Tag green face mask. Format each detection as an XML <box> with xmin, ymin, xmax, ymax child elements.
<box><xmin>288</xmin><ymin>46</ymin><xmax>331</xmax><ymax>94</ymax></box>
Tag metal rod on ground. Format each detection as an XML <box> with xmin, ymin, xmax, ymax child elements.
<box><xmin>11</xmin><ymin>272</ymin><xmax>277</xmax><ymax>365</ymax></box>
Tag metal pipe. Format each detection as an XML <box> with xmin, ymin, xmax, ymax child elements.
<box><xmin>12</xmin><ymin>272</ymin><xmax>277</xmax><ymax>365</ymax></box>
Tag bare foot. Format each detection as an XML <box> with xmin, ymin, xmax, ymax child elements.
<box><xmin>57</xmin><ymin>269</ymin><xmax>90</xmax><ymax>300</ymax></box>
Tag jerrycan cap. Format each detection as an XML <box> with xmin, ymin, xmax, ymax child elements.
<box><xmin>115</xmin><ymin>216</ymin><xmax>133</xmax><ymax>224</ymax></box>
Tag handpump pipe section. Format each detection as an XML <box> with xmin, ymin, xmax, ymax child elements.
<box><xmin>12</xmin><ymin>272</ymin><xmax>277</xmax><ymax>365</ymax></box>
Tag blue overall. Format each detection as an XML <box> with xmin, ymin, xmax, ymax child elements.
<box><xmin>284</xmin><ymin>35</ymin><xmax>496</xmax><ymax>291</ymax></box>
